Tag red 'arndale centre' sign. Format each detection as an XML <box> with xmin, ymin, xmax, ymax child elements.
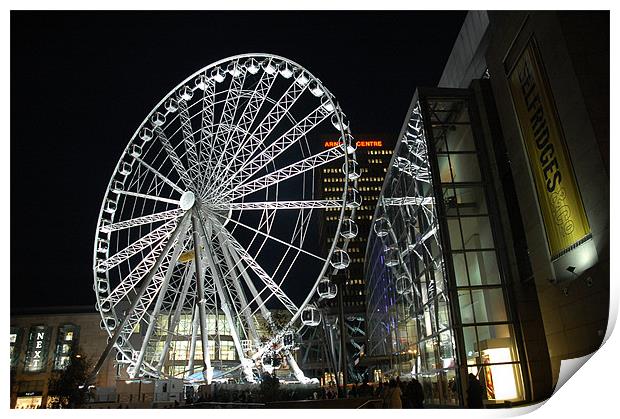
<box><xmin>324</xmin><ymin>140</ymin><xmax>383</xmax><ymax>148</ymax></box>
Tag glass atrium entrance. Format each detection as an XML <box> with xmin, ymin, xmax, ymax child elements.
<box><xmin>365</xmin><ymin>87</ymin><xmax>527</xmax><ymax>407</ymax></box>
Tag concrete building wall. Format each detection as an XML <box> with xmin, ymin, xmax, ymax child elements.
<box><xmin>439</xmin><ymin>10</ymin><xmax>489</xmax><ymax>89</ymax></box>
<box><xmin>433</xmin><ymin>10</ymin><xmax>609</xmax><ymax>397</ymax></box>
<box><xmin>484</xmin><ymin>11</ymin><xmax>609</xmax><ymax>386</ymax></box>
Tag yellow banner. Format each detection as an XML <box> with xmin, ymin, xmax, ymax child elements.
<box><xmin>508</xmin><ymin>39</ymin><xmax>590</xmax><ymax>259</ymax></box>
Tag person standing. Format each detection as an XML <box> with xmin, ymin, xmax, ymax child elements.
<box><xmin>467</xmin><ymin>373</ymin><xmax>484</xmax><ymax>408</ymax></box>
<box><xmin>385</xmin><ymin>379</ymin><xmax>402</xmax><ymax>408</ymax></box>
<box><xmin>359</xmin><ymin>379</ymin><xmax>372</xmax><ymax>398</ymax></box>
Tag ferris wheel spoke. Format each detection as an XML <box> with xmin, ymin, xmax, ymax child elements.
<box><xmin>214</xmin><ymin>236</ymin><xmax>255</xmax><ymax>341</ymax></box>
<box><xmin>216</xmin><ymin>226</ymin><xmax>299</xmax><ymax>315</ymax></box>
<box><xmin>190</xmin><ymin>211</ymin><xmax>215</xmax><ymax>373</ymax></box>
<box><xmin>187</xmin><ymin>304</ymin><xmax>200</xmax><ymax>376</ymax></box>
<box><xmin>207</xmin><ymin>63</ymin><xmax>273</xmax><ymax>193</ymax></box>
<box><xmin>96</xmin><ymin>218</ymin><xmax>179</xmax><ymax>273</ymax></box>
<box><xmin>133</xmin><ymin>156</ymin><xmax>185</xmax><ymax>195</ymax></box>
<box><xmin>203</xmin><ymin>60</ymin><xmax>247</xmax><ymax>192</ymax></box>
<box><xmin>91</xmin><ymin>212</ymin><xmax>191</xmax><ymax>379</ymax></box>
<box><xmin>219</xmin><ymin>103</ymin><xmax>333</xmax><ymax>198</ymax></box>
<box><xmin>382</xmin><ymin>196</ymin><xmax>435</xmax><ymax>206</ymax></box>
<box><xmin>217</xmin><ymin>237</ymin><xmax>261</xmax><ymax>342</ymax></box>
<box><xmin>210</xmin><ymin>199</ymin><xmax>343</xmax><ymax>212</ymax></box>
<box><xmin>207</xmin><ymin>72</ymin><xmax>277</xmax><ymax>197</ymax></box>
<box><xmin>211</xmin><ymin>210</ymin><xmax>322</xmax><ymax>261</ymax></box>
<box><xmin>224</xmin><ymin>237</ymin><xmax>272</xmax><ymax>323</ymax></box>
<box><xmin>154</xmin><ymin>126</ymin><xmax>196</xmax><ymax>192</ymax></box>
<box><xmin>248</xmin><ymin>208</ymin><xmax>312</xmax><ymax>317</ymax></box>
<box><xmin>157</xmin><ymin>261</ymin><xmax>196</xmax><ymax>374</ymax></box>
<box><xmin>116</xmin><ymin>190</ymin><xmax>181</xmax><ymax>206</ymax></box>
<box><xmin>177</xmin><ymin>99</ymin><xmax>202</xmax><ymax>185</ymax></box>
<box><xmin>222</xmin><ymin>146</ymin><xmax>344</xmax><ymax>202</ymax></box>
<box><xmin>100</xmin><ymin>208</ymin><xmax>185</xmax><ymax>233</ymax></box>
<box><xmin>204</xmin><ymin>62</ymin><xmax>279</xmax><ymax>197</ymax></box>
<box><xmin>197</xmin><ymin>76</ymin><xmax>216</xmax><ymax>193</ymax></box>
<box><xmin>195</xmin><ymin>212</ymin><xmax>254</xmax><ymax>379</ymax></box>
<box><xmin>249</xmin><ymin>244</ymin><xmax>303</xmax><ymax>319</ymax></box>
<box><xmin>212</xmin><ymin>212</ymin><xmax>326</xmax><ymax>263</ymax></box>
<box><xmin>132</xmin><ymin>225</ymin><xmax>191</xmax><ymax>377</ymax></box>
<box><xmin>204</xmin><ymin>70</ymin><xmax>309</xmax><ymax>199</ymax></box>
<box><xmin>104</xmin><ymin>238</ymin><xmax>168</xmax><ymax>307</ymax></box>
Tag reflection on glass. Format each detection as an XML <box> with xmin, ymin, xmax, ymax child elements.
<box><xmin>430</xmin><ymin>372</ymin><xmax>440</xmax><ymax>404</ymax></box>
<box><xmin>463</xmin><ymin>326</ymin><xmax>478</xmax><ymax>365</ymax></box>
<box><xmin>424</xmin><ymin>339</ymin><xmax>437</xmax><ymax>370</ymax></box>
<box><xmin>476</xmin><ymin>324</ymin><xmax>515</xmax><ymax>357</ymax></box>
<box><xmin>448</xmin><ymin>219</ymin><xmax>463</xmax><ymax>250</ymax></box>
<box><xmin>458</xmin><ymin>291</ymin><xmax>475</xmax><ymax>323</ymax></box>
<box><xmin>437</xmin><ymin>298</ymin><xmax>450</xmax><ymax>330</ymax></box>
<box><xmin>471</xmin><ymin>288</ymin><xmax>508</xmax><ymax>323</ymax></box>
<box><xmin>442</xmin><ymin>186</ymin><xmax>488</xmax><ymax>216</ymax></box>
<box><xmin>439</xmin><ymin>331</ymin><xmax>455</xmax><ymax>368</ymax></box>
<box><xmin>465</xmin><ymin>251</ymin><xmax>501</xmax><ymax>286</ymax></box>
<box><xmin>447</xmin><ymin>125</ymin><xmax>476</xmax><ymax>152</ymax></box>
<box><xmin>438</xmin><ymin>156</ymin><xmax>452</xmax><ymax>183</ymax></box>
<box><xmin>452</xmin><ymin>253</ymin><xmax>469</xmax><ymax>286</ymax></box>
<box><xmin>460</xmin><ymin>216</ymin><xmax>494</xmax><ymax>249</ymax></box>
<box><xmin>445</xmin><ymin>368</ymin><xmax>460</xmax><ymax>405</ymax></box>
<box><xmin>436</xmin><ymin>125</ymin><xmax>476</xmax><ymax>153</ymax></box>
<box><xmin>438</xmin><ymin>154</ymin><xmax>481</xmax><ymax>183</ymax></box>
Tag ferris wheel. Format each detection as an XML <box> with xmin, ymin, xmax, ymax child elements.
<box><xmin>92</xmin><ymin>54</ymin><xmax>361</xmax><ymax>384</ymax></box>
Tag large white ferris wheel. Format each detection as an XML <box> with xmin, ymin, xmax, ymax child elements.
<box><xmin>92</xmin><ymin>54</ymin><xmax>361</xmax><ymax>384</ymax></box>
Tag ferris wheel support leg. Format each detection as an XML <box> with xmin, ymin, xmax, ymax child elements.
<box><xmin>191</xmin><ymin>212</ymin><xmax>214</xmax><ymax>384</ymax></box>
<box><xmin>132</xmin><ymin>226</ymin><xmax>190</xmax><ymax>378</ymax></box>
<box><xmin>89</xmin><ymin>212</ymin><xmax>191</xmax><ymax>382</ymax></box>
<box><xmin>225</xmin><ymin>240</ymin><xmax>272</xmax><ymax>326</ymax></box>
<box><xmin>196</xmin><ymin>213</ymin><xmax>256</xmax><ymax>383</ymax></box>
<box><xmin>187</xmin><ymin>304</ymin><xmax>199</xmax><ymax>376</ymax></box>
<box><xmin>157</xmin><ymin>262</ymin><xmax>195</xmax><ymax>375</ymax></box>
<box><xmin>218</xmin><ymin>235</ymin><xmax>260</xmax><ymax>344</ymax></box>
<box><xmin>285</xmin><ymin>350</ymin><xmax>318</xmax><ymax>385</ymax></box>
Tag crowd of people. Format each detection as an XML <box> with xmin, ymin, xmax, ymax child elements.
<box><xmin>371</xmin><ymin>377</ymin><xmax>425</xmax><ymax>409</ymax></box>
<box><xmin>184</xmin><ymin>373</ymin><xmax>485</xmax><ymax>408</ymax></box>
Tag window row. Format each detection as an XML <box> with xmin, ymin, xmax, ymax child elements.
<box><xmin>323</xmin><ymin>176</ymin><xmax>385</xmax><ymax>183</ymax></box>
<box><xmin>368</xmin><ymin>158</ymin><xmax>388</xmax><ymax>164</ymax></box>
<box><xmin>11</xmin><ymin>324</ymin><xmax>80</xmax><ymax>373</ymax></box>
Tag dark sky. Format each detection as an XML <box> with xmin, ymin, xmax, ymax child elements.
<box><xmin>10</xmin><ymin>11</ymin><xmax>466</xmax><ymax>310</ymax></box>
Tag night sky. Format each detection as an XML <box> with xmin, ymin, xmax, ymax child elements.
<box><xmin>10</xmin><ymin>11</ymin><xmax>466</xmax><ymax>310</ymax></box>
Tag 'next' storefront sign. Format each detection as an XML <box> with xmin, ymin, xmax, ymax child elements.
<box><xmin>24</xmin><ymin>326</ymin><xmax>52</xmax><ymax>373</ymax></box>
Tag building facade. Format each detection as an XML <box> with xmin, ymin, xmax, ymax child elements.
<box><xmin>10</xmin><ymin>307</ymin><xmax>117</xmax><ymax>409</ymax></box>
<box><xmin>298</xmin><ymin>136</ymin><xmax>393</xmax><ymax>381</ymax></box>
<box><xmin>364</xmin><ymin>11</ymin><xmax>609</xmax><ymax>407</ymax></box>
<box><xmin>10</xmin><ymin>306</ymin><xmax>295</xmax><ymax>408</ymax></box>
<box><xmin>318</xmin><ymin>135</ymin><xmax>393</xmax><ymax>313</ymax></box>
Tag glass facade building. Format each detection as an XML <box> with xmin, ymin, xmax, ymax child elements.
<box><xmin>365</xmin><ymin>11</ymin><xmax>609</xmax><ymax>407</ymax></box>
<box><xmin>365</xmin><ymin>90</ymin><xmax>527</xmax><ymax>406</ymax></box>
<box><xmin>149</xmin><ymin>312</ymin><xmax>239</xmax><ymax>378</ymax></box>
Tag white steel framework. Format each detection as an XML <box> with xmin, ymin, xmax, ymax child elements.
<box><xmin>92</xmin><ymin>54</ymin><xmax>360</xmax><ymax>384</ymax></box>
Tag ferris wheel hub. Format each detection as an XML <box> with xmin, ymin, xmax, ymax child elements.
<box><xmin>179</xmin><ymin>191</ymin><xmax>196</xmax><ymax>210</ymax></box>
<box><xmin>201</xmin><ymin>203</ymin><xmax>232</xmax><ymax>228</ymax></box>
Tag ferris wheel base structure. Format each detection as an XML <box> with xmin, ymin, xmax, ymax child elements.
<box><xmin>90</xmin><ymin>54</ymin><xmax>360</xmax><ymax>385</ymax></box>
